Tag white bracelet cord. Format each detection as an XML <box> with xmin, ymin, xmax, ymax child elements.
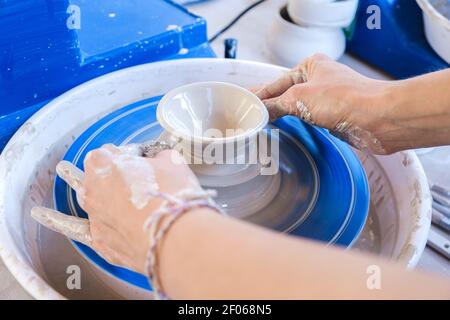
<box><xmin>144</xmin><ymin>188</ymin><xmax>224</xmax><ymax>300</ymax></box>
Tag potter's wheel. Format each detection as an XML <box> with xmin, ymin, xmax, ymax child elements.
<box><xmin>2</xmin><ymin>58</ymin><xmax>431</xmax><ymax>300</ymax></box>
<box><xmin>54</xmin><ymin>94</ymin><xmax>369</xmax><ymax>291</ymax></box>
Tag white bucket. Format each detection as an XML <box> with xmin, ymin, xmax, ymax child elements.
<box><xmin>353</xmin><ymin>151</ymin><xmax>431</xmax><ymax>267</ymax></box>
<box><xmin>266</xmin><ymin>5</ymin><xmax>345</xmax><ymax>67</ymax></box>
<box><xmin>417</xmin><ymin>0</ymin><xmax>450</xmax><ymax>64</ymax></box>
<box><xmin>0</xmin><ymin>59</ymin><xmax>431</xmax><ymax>299</ymax></box>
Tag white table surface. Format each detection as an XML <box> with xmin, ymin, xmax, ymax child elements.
<box><xmin>1</xmin><ymin>0</ymin><xmax>448</xmax><ymax>300</ymax></box>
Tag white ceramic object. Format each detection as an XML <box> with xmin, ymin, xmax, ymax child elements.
<box><xmin>287</xmin><ymin>0</ymin><xmax>359</xmax><ymax>28</ymax></box>
<box><xmin>157</xmin><ymin>81</ymin><xmax>269</xmax><ymax>185</ymax></box>
<box><xmin>354</xmin><ymin>151</ymin><xmax>431</xmax><ymax>267</ymax></box>
<box><xmin>417</xmin><ymin>0</ymin><xmax>450</xmax><ymax>64</ymax></box>
<box><xmin>0</xmin><ymin>59</ymin><xmax>431</xmax><ymax>299</ymax></box>
<box><xmin>267</xmin><ymin>5</ymin><xmax>346</xmax><ymax>67</ymax></box>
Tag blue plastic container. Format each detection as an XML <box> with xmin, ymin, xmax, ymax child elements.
<box><xmin>0</xmin><ymin>0</ymin><xmax>215</xmax><ymax>150</ymax></box>
<box><xmin>347</xmin><ymin>0</ymin><xmax>449</xmax><ymax>79</ymax></box>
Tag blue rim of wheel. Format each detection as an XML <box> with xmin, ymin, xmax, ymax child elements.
<box><xmin>54</xmin><ymin>95</ymin><xmax>369</xmax><ymax>291</ymax></box>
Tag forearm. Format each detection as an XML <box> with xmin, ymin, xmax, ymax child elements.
<box><xmin>256</xmin><ymin>55</ymin><xmax>450</xmax><ymax>155</ymax></box>
<box><xmin>372</xmin><ymin>69</ymin><xmax>450</xmax><ymax>152</ymax></box>
<box><xmin>159</xmin><ymin>209</ymin><xmax>450</xmax><ymax>299</ymax></box>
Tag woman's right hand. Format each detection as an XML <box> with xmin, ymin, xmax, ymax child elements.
<box><xmin>255</xmin><ymin>54</ymin><xmax>392</xmax><ymax>154</ymax></box>
<box><xmin>256</xmin><ymin>54</ymin><xmax>450</xmax><ymax>155</ymax></box>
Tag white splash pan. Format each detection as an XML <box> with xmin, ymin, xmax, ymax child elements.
<box><xmin>0</xmin><ymin>59</ymin><xmax>431</xmax><ymax>299</ymax></box>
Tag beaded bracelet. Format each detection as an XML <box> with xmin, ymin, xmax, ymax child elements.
<box><xmin>143</xmin><ymin>188</ymin><xmax>224</xmax><ymax>300</ymax></box>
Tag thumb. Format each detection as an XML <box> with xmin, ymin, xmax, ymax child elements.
<box><xmin>262</xmin><ymin>84</ymin><xmax>314</xmax><ymax>124</ymax></box>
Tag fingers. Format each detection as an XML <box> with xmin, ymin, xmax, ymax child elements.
<box><xmin>83</xmin><ymin>146</ymin><xmax>116</xmax><ymax>177</ymax></box>
<box><xmin>262</xmin><ymin>84</ymin><xmax>314</xmax><ymax>123</ymax></box>
<box><xmin>255</xmin><ymin>56</ymin><xmax>313</xmax><ymax>101</ymax></box>
<box><xmin>255</xmin><ymin>68</ymin><xmax>307</xmax><ymax>101</ymax></box>
<box><xmin>101</xmin><ymin>143</ymin><xmax>122</xmax><ymax>155</ymax></box>
<box><xmin>248</xmin><ymin>86</ymin><xmax>262</xmax><ymax>94</ymax></box>
<box><xmin>117</xmin><ymin>144</ymin><xmax>144</xmax><ymax>156</ymax></box>
<box><xmin>255</xmin><ymin>53</ymin><xmax>331</xmax><ymax>101</ymax></box>
<box><xmin>56</xmin><ymin>161</ymin><xmax>84</xmax><ymax>193</ymax></box>
<box><xmin>58</xmin><ymin>144</ymin><xmax>134</xmax><ymax>190</ymax></box>
<box><xmin>31</xmin><ymin>207</ymin><xmax>92</xmax><ymax>246</ymax></box>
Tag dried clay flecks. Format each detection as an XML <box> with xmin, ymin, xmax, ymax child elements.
<box><xmin>295</xmin><ymin>100</ymin><xmax>314</xmax><ymax>124</ymax></box>
<box><xmin>333</xmin><ymin>121</ymin><xmax>386</xmax><ymax>154</ymax></box>
<box><xmin>112</xmin><ymin>153</ymin><xmax>160</xmax><ymax>210</ymax></box>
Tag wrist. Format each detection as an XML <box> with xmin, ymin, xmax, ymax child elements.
<box><xmin>367</xmin><ymin>80</ymin><xmax>416</xmax><ymax>153</ymax></box>
<box><xmin>348</xmin><ymin>78</ymin><xmax>435</xmax><ymax>154</ymax></box>
<box><xmin>147</xmin><ymin>205</ymin><xmax>219</xmax><ymax>298</ymax></box>
<box><xmin>376</xmin><ymin>74</ymin><xmax>450</xmax><ymax>152</ymax></box>
<box><xmin>157</xmin><ymin>207</ymin><xmax>216</xmax><ymax>250</ymax></box>
<box><xmin>156</xmin><ymin>206</ymin><xmax>216</xmax><ymax>258</ymax></box>
<box><xmin>334</xmin><ymin>79</ymin><xmax>394</xmax><ymax>154</ymax></box>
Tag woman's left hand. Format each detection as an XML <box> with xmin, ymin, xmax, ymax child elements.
<box><xmin>31</xmin><ymin>145</ymin><xmax>204</xmax><ymax>274</ymax></box>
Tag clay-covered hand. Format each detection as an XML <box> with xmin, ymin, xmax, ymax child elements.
<box><xmin>256</xmin><ymin>54</ymin><xmax>391</xmax><ymax>154</ymax></box>
<box><xmin>31</xmin><ymin>145</ymin><xmax>204</xmax><ymax>274</ymax></box>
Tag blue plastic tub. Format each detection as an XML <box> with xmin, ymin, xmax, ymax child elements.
<box><xmin>0</xmin><ymin>0</ymin><xmax>215</xmax><ymax>150</ymax></box>
<box><xmin>347</xmin><ymin>0</ymin><xmax>449</xmax><ymax>79</ymax></box>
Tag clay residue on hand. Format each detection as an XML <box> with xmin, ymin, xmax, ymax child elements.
<box><xmin>56</xmin><ymin>161</ymin><xmax>84</xmax><ymax>192</ymax></box>
<box><xmin>118</xmin><ymin>144</ymin><xmax>144</xmax><ymax>156</ymax></box>
<box><xmin>295</xmin><ymin>101</ymin><xmax>314</xmax><ymax>124</ymax></box>
<box><xmin>112</xmin><ymin>153</ymin><xmax>159</xmax><ymax>210</ymax></box>
<box><xmin>94</xmin><ymin>165</ymin><xmax>113</xmax><ymax>178</ymax></box>
<box><xmin>263</xmin><ymin>100</ymin><xmax>288</xmax><ymax>121</ymax></box>
<box><xmin>141</xmin><ymin>141</ymin><xmax>173</xmax><ymax>158</ymax></box>
<box><xmin>287</xmin><ymin>68</ymin><xmax>308</xmax><ymax>84</ymax></box>
<box><xmin>263</xmin><ymin>98</ymin><xmax>313</xmax><ymax>123</ymax></box>
<box><xmin>332</xmin><ymin>121</ymin><xmax>386</xmax><ymax>154</ymax></box>
<box><xmin>31</xmin><ymin>207</ymin><xmax>92</xmax><ymax>246</ymax></box>
<box><xmin>56</xmin><ymin>160</ymin><xmax>86</xmax><ymax>206</ymax></box>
